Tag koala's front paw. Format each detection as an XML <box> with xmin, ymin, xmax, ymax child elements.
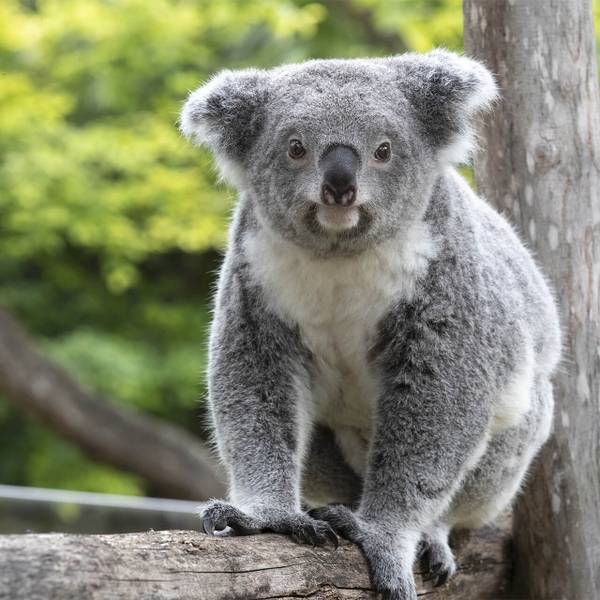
<box><xmin>308</xmin><ymin>504</ymin><xmax>363</xmax><ymax>542</ymax></box>
<box><xmin>419</xmin><ymin>538</ymin><xmax>456</xmax><ymax>587</ymax></box>
<box><xmin>199</xmin><ymin>501</ymin><xmax>338</xmax><ymax>547</ymax></box>
<box><xmin>309</xmin><ymin>504</ymin><xmax>417</xmax><ymax>600</ymax></box>
<box><xmin>199</xmin><ymin>501</ymin><xmax>261</xmax><ymax>536</ymax></box>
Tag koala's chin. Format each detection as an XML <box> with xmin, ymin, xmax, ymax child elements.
<box><xmin>298</xmin><ymin>202</ymin><xmax>377</xmax><ymax>257</ymax></box>
<box><xmin>316</xmin><ymin>204</ymin><xmax>360</xmax><ymax>232</ymax></box>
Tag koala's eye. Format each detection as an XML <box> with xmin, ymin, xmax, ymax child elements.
<box><xmin>374</xmin><ymin>142</ymin><xmax>391</xmax><ymax>162</ymax></box>
<box><xmin>288</xmin><ymin>139</ymin><xmax>306</xmax><ymax>159</ymax></box>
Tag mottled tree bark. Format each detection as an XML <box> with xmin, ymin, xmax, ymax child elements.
<box><xmin>0</xmin><ymin>516</ymin><xmax>512</xmax><ymax>599</ymax></box>
<box><xmin>0</xmin><ymin>308</ymin><xmax>224</xmax><ymax>501</ymax></box>
<box><xmin>463</xmin><ymin>1</ymin><xmax>600</xmax><ymax>599</ymax></box>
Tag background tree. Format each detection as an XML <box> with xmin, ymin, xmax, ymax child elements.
<box><xmin>464</xmin><ymin>1</ymin><xmax>600</xmax><ymax>598</ymax></box>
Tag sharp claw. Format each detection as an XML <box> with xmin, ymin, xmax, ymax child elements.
<box><xmin>202</xmin><ymin>517</ymin><xmax>215</xmax><ymax>536</ymax></box>
<box><xmin>310</xmin><ymin>524</ymin><xmax>320</xmax><ymax>546</ymax></box>
<box><xmin>325</xmin><ymin>527</ymin><xmax>339</xmax><ymax>549</ymax></box>
<box><xmin>434</xmin><ymin>571</ymin><xmax>450</xmax><ymax>587</ymax></box>
<box><xmin>295</xmin><ymin>529</ymin><xmax>310</xmax><ymax>545</ymax></box>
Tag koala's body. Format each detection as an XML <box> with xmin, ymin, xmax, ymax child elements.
<box><xmin>181</xmin><ymin>50</ymin><xmax>561</xmax><ymax>599</ymax></box>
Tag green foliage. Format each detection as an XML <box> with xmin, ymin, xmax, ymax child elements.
<box><xmin>0</xmin><ymin>0</ymin><xmax>598</xmax><ymax>497</ymax></box>
<box><xmin>595</xmin><ymin>0</ymin><xmax>600</xmax><ymax>64</ymax></box>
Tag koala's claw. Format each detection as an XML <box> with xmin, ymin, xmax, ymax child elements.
<box><xmin>290</xmin><ymin>520</ymin><xmax>339</xmax><ymax>548</ymax></box>
<box><xmin>307</xmin><ymin>504</ymin><xmax>361</xmax><ymax>542</ymax></box>
<box><xmin>429</xmin><ymin>557</ymin><xmax>456</xmax><ymax>587</ymax></box>
<box><xmin>420</xmin><ymin>538</ymin><xmax>456</xmax><ymax>588</ymax></box>
<box><xmin>198</xmin><ymin>501</ymin><xmax>338</xmax><ymax>547</ymax></box>
<box><xmin>201</xmin><ymin>516</ymin><xmax>215</xmax><ymax>536</ymax></box>
<box><xmin>199</xmin><ymin>501</ymin><xmax>262</xmax><ymax>536</ymax></box>
<box><xmin>432</xmin><ymin>567</ymin><xmax>452</xmax><ymax>588</ymax></box>
<box><xmin>317</xmin><ymin>522</ymin><xmax>340</xmax><ymax>549</ymax></box>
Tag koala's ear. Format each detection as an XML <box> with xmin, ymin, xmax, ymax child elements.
<box><xmin>180</xmin><ymin>68</ymin><xmax>269</xmax><ymax>177</ymax></box>
<box><xmin>389</xmin><ymin>49</ymin><xmax>498</xmax><ymax>164</ymax></box>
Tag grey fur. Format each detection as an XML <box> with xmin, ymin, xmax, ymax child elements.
<box><xmin>181</xmin><ymin>50</ymin><xmax>561</xmax><ymax>600</ymax></box>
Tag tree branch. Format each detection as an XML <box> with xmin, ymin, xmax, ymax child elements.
<box><xmin>0</xmin><ymin>514</ymin><xmax>512</xmax><ymax>599</ymax></box>
<box><xmin>0</xmin><ymin>307</ymin><xmax>224</xmax><ymax>501</ymax></box>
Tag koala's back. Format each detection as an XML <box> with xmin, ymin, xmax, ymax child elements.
<box><xmin>438</xmin><ymin>170</ymin><xmax>561</xmax><ymax>380</ymax></box>
<box><xmin>404</xmin><ymin>171</ymin><xmax>562</xmax><ymax>506</ymax></box>
<box><xmin>428</xmin><ymin>174</ymin><xmax>561</xmax><ymax>526</ymax></box>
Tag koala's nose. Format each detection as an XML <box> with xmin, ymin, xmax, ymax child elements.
<box><xmin>320</xmin><ymin>145</ymin><xmax>359</xmax><ymax>207</ymax></box>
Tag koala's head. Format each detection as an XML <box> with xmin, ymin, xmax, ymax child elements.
<box><xmin>181</xmin><ymin>50</ymin><xmax>497</xmax><ymax>256</ymax></box>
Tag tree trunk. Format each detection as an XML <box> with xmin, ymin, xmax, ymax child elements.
<box><xmin>0</xmin><ymin>516</ymin><xmax>512</xmax><ymax>599</ymax></box>
<box><xmin>463</xmin><ymin>1</ymin><xmax>600</xmax><ymax>599</ymax></box>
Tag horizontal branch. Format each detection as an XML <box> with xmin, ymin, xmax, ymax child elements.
<box><xmin>0</xmin><ymin>515</ymin><xmax>512</xmax><ymax>599</ymax></box>
<box><xmin>0</xmin><ymin>308</ymin><xmax>224</xmax><ymax>500</ymax></box>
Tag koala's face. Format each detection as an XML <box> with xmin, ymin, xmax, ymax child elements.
<box><xmin>181</xmin><ymin>51</ymin><xmax>496</xmax><ymax>255</ymax></box>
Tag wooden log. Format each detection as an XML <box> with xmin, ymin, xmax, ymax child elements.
<box><xmin>463</xmin><ymin>1</ymin><xmax>600</xmax><ymax>598</ymax></box>
<box><xmin>0</xmin><ymin>515</ymin><xmax>512</xmax><ymax>599</ymax></box>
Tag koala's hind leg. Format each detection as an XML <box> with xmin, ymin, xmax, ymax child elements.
<box><xmin>418</xmin><ymin>523</ymin><xmax>456</xmax><ymax>587</ymax></box>
<box><xmin>301</xmin><ymin>425</ymin><xmax>363</xmax><ymax>508</ymax></box>
<box><xmin>445</xmin><ymin>376</ymin><xmax>554</xmax><ymax>529</ymax></box>
<box><xmin>412</xmin><ymin>377</ymin><xmax>553</xmax><ymax>591</ymax></box>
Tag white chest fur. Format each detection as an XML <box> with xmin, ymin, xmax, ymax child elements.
<box><xmin>243</xmin><ymin>224</ymin><xmax>437</xmax><ymax>474</ymax></box>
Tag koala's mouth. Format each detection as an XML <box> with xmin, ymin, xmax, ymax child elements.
<box><xmin>304</xmin><ymin>203</ymin><xmax>373</xmax><ymax>240</ymax></box>
<box><xmin>316</xmin><ymin>204</ymin><xmax>360</xmax><ymax>231</ymax></box>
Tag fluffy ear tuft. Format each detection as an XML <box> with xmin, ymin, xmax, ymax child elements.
<box><xmin>389</xmin><ymin>49</ymin><xmax>498</xmax><ymax>165</ymax></box>
<box><xmin>180</xmin><ymin>69</ymin><xmax>269</xmax><ymax>182</ymax></box>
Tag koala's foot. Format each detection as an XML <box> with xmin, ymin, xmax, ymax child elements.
<box><xmin>418</xmin><ymin>525</ymin><xmax>456</xmax><ymax>587</ymax></box>
<box><xmin>309</xmin><ymin>504</ymin><xmax>418</xmax><ymax>600</ymax></box>
<box><xmin>199</xmin><ymin>501</ymin><xmax>338</xmax><ymax>547</ymax></box>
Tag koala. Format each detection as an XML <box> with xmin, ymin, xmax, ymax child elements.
<box><xmin>180</xmin><ymin>50</ymin><xmax>561</xmax><ymax>600</ymax></box>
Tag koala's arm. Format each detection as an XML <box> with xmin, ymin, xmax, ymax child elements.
<box><xmin>362</xmin><ymin>267</ymin><xmax>497</xmax><ymax>529</ymax></box>
<box><xmin>313</xmin><ymin>256</ymin><xmax>500</xmax><ymax>594</ymax></box>
<box><xmin>363</xmin><ymin>308</ymin><xmax>492</xmax><ymax>527</ymax></box>
<box><xmin>207</xmin><ymin>258</ymin><xmax>310</xmax><ymax>515</ymax></box>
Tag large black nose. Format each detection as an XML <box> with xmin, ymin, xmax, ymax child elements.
<box><xmin>320</xmin><ymin>145</ymin><xmax>359</xmax><ymax>206</ymax></box>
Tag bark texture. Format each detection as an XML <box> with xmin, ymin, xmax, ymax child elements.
<box><xmin>0</xmin><ymin>308</ymin><xmax>224</xmax><ymax>501</ymax></box>
<box><xmin>0</xmin><ymin>516</ymin><xmax>512</xmax><ymax>600</ymax></box>
<box><xmin>463</xmin><ymin>2</ymin><xmax>600</xmax><ymax>599</ymax></box>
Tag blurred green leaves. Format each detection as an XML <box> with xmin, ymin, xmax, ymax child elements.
<box><xmin>0</xmin><ymin>0</ymin><xmax>343</xmax><ymax>495</ymax></box>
